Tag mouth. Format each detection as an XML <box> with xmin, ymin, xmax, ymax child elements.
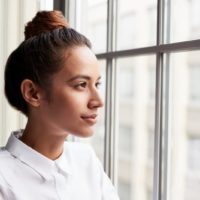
<box><xmin>81</xmin><ymin>114</ymin><xmax>97</xmax><ymax>125</ymax></box>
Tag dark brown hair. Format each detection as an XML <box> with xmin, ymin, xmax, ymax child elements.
<box><xmin>4</xmin><ymin>10</ymin><xmax>91</xmax><ymax>115</ymax></box>
<box><xmin>24</xmin><ymin>10</ymin><xmax>69</xmax><ymax>40</ymax></box>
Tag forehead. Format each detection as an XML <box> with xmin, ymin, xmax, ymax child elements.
<box><xmin>59</xmin><ymin>46</ymin><xmax>100</xmax><ymax>78</ymax></box>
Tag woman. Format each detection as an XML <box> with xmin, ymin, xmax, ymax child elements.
<box><xmin>0</xmin><ymin>10</ymin><xmax>120</xmax><ymax>200</ymax></box>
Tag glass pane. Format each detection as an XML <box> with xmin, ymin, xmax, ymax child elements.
<box><xmin>77</xmin><ymin>0</ymin><xmax>107</xmax><ymax>53</ymax></box>
<box><xmin>77</xmin><ymin>60</ymin><xmax>106</xmax><ymax>162</ymax></box>
<box><xmin>117</xmin><ymin>55</ymin><xmax>156</xmax><ymax>200</ymax></box>
<box><xmin>117</xmin><ymin>0</ymin><xmax>157</xmax><ymax>50</ymax></box>
<box><xmin>168</xmin><ymin>51</ymin><xmax>200</xmax><ymax>200</ymax></box>
<box><xmin>165</xmin><ymin>0</ymin><xmax>200</xmax><ymax>43</ymax></box>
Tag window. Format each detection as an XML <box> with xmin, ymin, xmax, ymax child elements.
<box><xmin>167</xmin><ymin>51</ymin><xmax>200</xmax><ymax>200</ymax></box>
<box><xmin>75</xmin><ymin>0</ymin><xmax>107</xmax><ymax>53</ymax></box>
<box><xmin>118</xmin><ymin>180</ymin><xmax>131</xmax><ymax>200</ymax></box>
<box><xmin>64</xmin><ymin>0</ymin><xmax>200</xmax><ymax>199</ymax></box>
<box><xmin>117</xmin><ymin>55</ymin><xmax>155</xmax><ymax>200</ymax></box>
<box><xmin>117</xmin><ymin>0</ymin><xmax>157</xmax><ymax>49</ymax></box>
<box><xmin>189</xmin><ymin>0</ymin><xmax>200</xmax><ymax>38</ymax></box>
<box><xmin>189</xmin><ymin>64</ymin><xmax>200</xmax><ymax>101</ymax></box>
<box><xmin>118</xmin><ymin>58</ymin><xmax>135</xmax><ymax>98</ymax></box>
<box><xmin>117</xmin><ymin>13</ymin><xmax>137</xmax><ymax>49</ymax></box>
<box><xmin>118</xmin><ymin>125</ymin><xmax>133</xmax><ymax>154</ymax></box>
<box><xmin>168</xmin><ymin>0</ymin><xmax>200</xmax><ymax>42</ymax></box>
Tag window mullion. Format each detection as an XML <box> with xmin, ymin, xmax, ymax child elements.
<box><xmin>53</xmin><ymin>0</ymin><xmax>66</xmax><ymax>15</ymax></box>
<box><xmin>64</xmin><ymin>0</ymin><xmax>77</xmax><ymax>29</ymax></box>
<box><xmin>153</xmin><ymin>0</ymin><xmax>165</xmax><ymax>200</ymax></box>
<box><xmin>162</xmin><ymin>0</ymin><xmax>172</xmax><ymax>200</ymax></box>
<box><xmin>163</xmin><ymin>53</ymin><xmax>171</xmax><ymax>200</ymax></box>
<box><xmin>104</xmin><ymin>0</ymin><xmax>118</xmax><ymax>186</ymax></box>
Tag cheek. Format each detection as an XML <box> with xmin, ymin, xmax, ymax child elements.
<box><xmin>52</xmin><ymin>92</ymin><xmax>88</xmax><ymax>114</ymax></box>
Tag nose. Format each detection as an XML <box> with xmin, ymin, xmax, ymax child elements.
<box><xmin>88</xmin><ymin>89</ymin><xmax>104</xmax><ymax>109</ymax></box>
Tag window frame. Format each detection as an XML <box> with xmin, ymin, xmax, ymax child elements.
<box><xmin>55</xmin><ymin>0</ymin><xmax>200</xmax><ymax>200</ymax></box>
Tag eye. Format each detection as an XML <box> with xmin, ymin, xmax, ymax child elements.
<box><xmin>95</xmin><ymin>82</ymin><xmax>102</xmax><ymax>89</ymax></box>
<box><xmin>75</xmin><ymin>82</ymin><xmax>87</xmax><ymax>89</ymax></box>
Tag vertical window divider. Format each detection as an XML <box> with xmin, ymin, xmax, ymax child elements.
<box><xmin>64</xmin><ymin>0</ymin><xmax>77</xmax><ymax>29</ymax></box>
<box><xmin>104</xmin><ymin>0</ymin><xmax>118</xmax><ymax>186</ymax></box>
<box><xmin>163</xmin><ymin>1</ymin><xmax>171</xmax><ymax>200</ymax></box>
<box><xmin>63</xmin><ymin>0</ymin><xmax>70</xmax><ymax>23</ymax></box>
<box><xmin>153</xmin><ymin>0</ymin><xmax>165</xmax><ymax>200</ymax></box>
<box><xmin>53</xmin><ymin>0</ymin><xmax>66</xmax><ymax>16</ymax></box>
<box><xmin>163</xmin><ymin>53</ymin><xmax>171</xmax><ymax>200</ymax></box>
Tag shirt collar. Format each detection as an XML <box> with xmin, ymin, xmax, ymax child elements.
<box><xmin>5</xmin><ymin>130</ymin><xmax>73</xmax><ymax>181</ymax></box>
<box><xmin>54</xmin><ymin>149</ymin><xmax>73</xmax><ymax>177</ymax></box>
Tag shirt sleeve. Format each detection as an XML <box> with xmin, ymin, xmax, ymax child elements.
<box><xmin>88</xmin><ymin>146</ymin><xmax>120</xmax><ymax>200</ymax></box>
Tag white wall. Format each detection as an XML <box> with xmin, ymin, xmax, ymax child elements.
<box><xmin>0</xmin><ymin>0</ymin><xmax>53</xmax><ymax>145</ymax></box>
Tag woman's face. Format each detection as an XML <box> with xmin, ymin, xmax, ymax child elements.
<box><xmin>40</xmin><ymin>46</ymin><xmax>104</xmax><ymax>137</ymax></box>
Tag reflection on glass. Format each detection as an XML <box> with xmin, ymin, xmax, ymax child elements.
<box><xmin>165</xmin><ymin>0</ymin><xmax>200</xmax><ymax>43</ymax></box>
<box><xmin>77</xmin><ymin>60</ymin><xmax>106</xmax><ymax>162</ymax></box>
<box><xmin>117</xmin><ymin>0</ymin><xmax>157</xmax><ymax>50</ymax></box>
<box><xmin>77</xmin><ymin>0</ymin><xmax>107</xmax><ymax>53</ymax></box>
<box><xmin>168</xmin><ymin>51</ymin><xmax>200</xmax><ymax>200</ymax></box>
<box><xmin>117</xmin><ymin>56</ymin><xmax>155</xmax><ymax>200</ymax></box>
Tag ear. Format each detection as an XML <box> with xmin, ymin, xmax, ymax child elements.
<box><xmin>20</xmin><ymin>79</ymin><xmax>43</xmax><ymax>107</ymax></box>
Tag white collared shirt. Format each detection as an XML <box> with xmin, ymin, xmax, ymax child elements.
<box><xmin>0</xmin><ymin>130</ymin><xmax>120</xmax><ymax>200</ymax></box>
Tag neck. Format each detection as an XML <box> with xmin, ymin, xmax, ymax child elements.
<box><xmin>20</xmin><ymin>118</ymin><xmax>68</xmax><ymax>160</ymax></box>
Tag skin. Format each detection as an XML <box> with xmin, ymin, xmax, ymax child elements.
<box><xmin>20</xmin><ymin>46</ymin><xmax>104</xmax><ymax>160</ymax></box>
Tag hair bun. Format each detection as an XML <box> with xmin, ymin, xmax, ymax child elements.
<box><xmin>24</xmin><ymin>10</ymin><xmax>69</xmax><ymax>40</ymax></box>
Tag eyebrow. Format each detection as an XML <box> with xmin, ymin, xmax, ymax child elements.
<box><xmin>67</xmin><ymin>75</ymin><xmax>101</xmax><ymax>82</ymax></box>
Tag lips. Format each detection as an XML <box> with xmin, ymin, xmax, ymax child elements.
<box><xmin>81</xmin><ymin>114</ymin><xmax>97</xmax><ymax>125</ymax></box>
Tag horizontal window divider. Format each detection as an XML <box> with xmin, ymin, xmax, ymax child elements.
<box><xmin>96</xmin><ymin>39</ymin><xmax>200</xmax><ymax>59</ymax></box>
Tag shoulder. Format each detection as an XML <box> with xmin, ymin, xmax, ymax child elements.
<box><xmin>0</xmin><ymin>146</ymin><xmax>9</xmax><ymax>156</ymax></box>
<box><xmin>0</xmin><ymin>149</ymin><xmax>13</xmax><ymax>197</ymax></box>
<box><xmin>0</xmin><ymin>146</ymin><xmax>14</xmax><ymax>159</ymax></box>
<box><xmin>0</xmin><ymin>147</ymin><xmax>13</xmax><ymax>163</ymax></box>
<box><xmin>0</xmin><ymin>147</ymin><xmax>17</xmax><ymax>175</ymax></box>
